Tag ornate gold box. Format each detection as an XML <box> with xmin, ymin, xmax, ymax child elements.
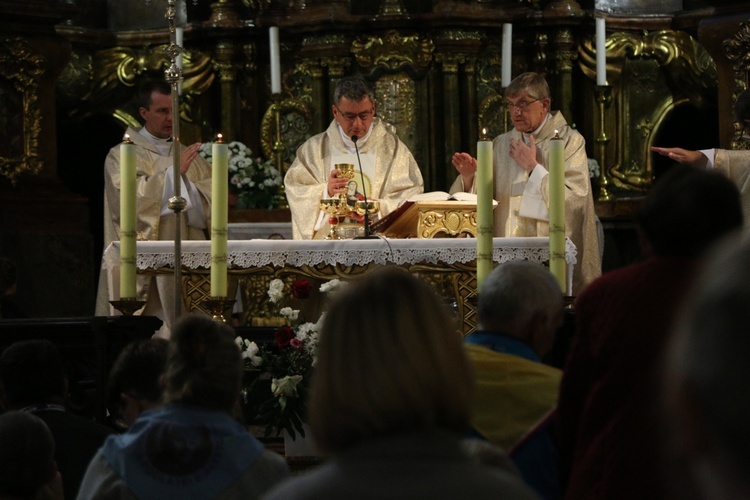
<box><xmin>372</xmin><ymin>201</ymin><xmax>478</xmax><ymax>238</ymax></box>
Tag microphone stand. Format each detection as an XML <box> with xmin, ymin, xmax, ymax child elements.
<box><xmin>352</xmin><ymin>135</ymin><xmax>378</xmax><ymax>239</ymax></box>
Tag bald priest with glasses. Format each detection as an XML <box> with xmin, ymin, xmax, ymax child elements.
<box><xmin>450</xmin><ymin>72</ymin><xmax>601</xmax><ymax>294</ymax></box>
<box><xmin>285</xmin><ymin>76</ymin><xmax>424</xmax><ymax>240</ymax></box>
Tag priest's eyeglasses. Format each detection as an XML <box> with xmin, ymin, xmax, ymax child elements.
<box><xmin>335</xmin><ymin>106</ymin><xmax>375</xmax><ymax>122</ymax></box>
<box><xmin>507</xmin><ymin>99</ymin><xmax>540</xmax><ymax>111</ymax></box>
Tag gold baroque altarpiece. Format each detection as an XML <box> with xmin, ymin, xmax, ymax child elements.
<box><xmin>0</xmin><ymin>38</ymin><xmax>44</xmax><ymax>184</ymax></box>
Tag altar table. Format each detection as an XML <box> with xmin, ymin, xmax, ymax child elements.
<box><xmin>102</xmin><ymin>237</ymin><xmax>577</xmax><ymax>334</ymax></box>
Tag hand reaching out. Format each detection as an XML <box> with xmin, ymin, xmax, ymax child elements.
<box><xmin>452</xmin><ymin>152</ymin><xmax>477</xmax><ymax>188</ymax></box>
<box><xmin>651</xmin><ymin>146</ymin><xmax>708</xmax><ymax>169</ymax></box>
<box><xmin>181</xmin><ymin>143</ymin><xmax>203</xmax><ymax>175</ymax></box>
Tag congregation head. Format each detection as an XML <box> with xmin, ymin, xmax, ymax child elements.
<box><xmin>636</xmin><ymin>165</ymin><xmax>742</xmax><ymax>258</ymax></box>
<box><xmin>107</xmin><ymin>338</ymin><xmax>169</xmax><ymax>427</ymax></box>
<box><xmin>478</xmin><ymin>260</ymin><xmax>563</xmax><ymax>357</ymax></box>
<box><xmin>309</xmin><ymin>266</ymin><xmax>474</xmax><ymax>455</ymax></box>
<box><xmin>162</xmin><ymin>314</ymin><xmax>242</xmax><ymax>413</ymax></box>
<box><xmin>0</xmin><ymin>411</ymin><xmax>57</xmax><ymax>500</ymax></box>
<box><xmin>664</xmin><ymin>234</ymin><xmax>750</xmax><ymax>497</ymax></box>
<box><xmin>0</xmin><ymin>340</ymin><xmax>67</xmax><ymax>408</ymax></box>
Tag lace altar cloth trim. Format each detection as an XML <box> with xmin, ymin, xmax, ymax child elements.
<box><xmin>102</xmin><ymin>238</ymin><xmax>577</xmax><ymax>271</ymax></box>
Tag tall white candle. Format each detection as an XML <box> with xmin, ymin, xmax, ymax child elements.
<box><xmin>501</xmin><ymin>23</ymin><xmax>513</xmax><ymax>88</ymax></box>
<box><xmin>211</xmin><ymin>134</ymin><xmax>229</xmax><ymax>297</ymax></box>
<box><xmin>269</xmin><ymin>26</ymin><xmax>282</xmax><ymax>94</ymax></box>
<box><xmin>548</xmin><ymin>131</ymin><xmax>566</xmax><ymax>292</ymax></box>
<box><xmin>119</xmin><ymin>135</ymin><xmax>137</xmax><ymax>299</ymax></box>
<box><xmin>595</xmin><ymin>17</ymin><xmax>607</xmax><ymax>86</ymax></box>
<box><xmin>476</xmin><ymin>129</ymin><xmax>494</xmax><ymax>292</ymax></box>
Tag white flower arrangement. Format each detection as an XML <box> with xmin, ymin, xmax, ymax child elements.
<box><xmin>199</xmin><ymin>140</ymin><xmax>282</xmax><ymax>209</ymax></box>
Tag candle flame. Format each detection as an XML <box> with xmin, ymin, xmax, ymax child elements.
<box><xmin>217</xmin><ymin>133</ymin><xmax>224</xmax><ymax>143</ymax></box>
<box><xmin>122</xmin><ymin>133</ymin><xmax>133</xmax><ymax>144</ymax></box>
<box><xmin>553</xmin><ymin>129</ymin><xmax>561</xmax><ymax>139</ymax></box>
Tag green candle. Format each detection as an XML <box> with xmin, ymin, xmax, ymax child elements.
<box><xmin>119</xmin><ymin>135</ymin><xmax>137</xmax><ymax>299</ymax></box>
<box><xmin>211</xmin><ymin>134</ymin><xmax>229</xmax><ymax>297</ymax></box>
<box><xmin>548</xmin><ymin>131</ymin><xmax>566</xmax><ymax>292</ymax></box>
<box><xmin>476</xmin><ymin>129</ymin><xmax>494</xmax><ymax>292</ymax></box>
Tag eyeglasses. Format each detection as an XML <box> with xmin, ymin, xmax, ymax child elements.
<box><xmin>507</xmin><ymin>98</ymin><xmax>540</xmax><ymax>111</ymax></box>
<box><xmin>335</xmin><ymin>105</ymin><xmax>375</xmax><ymax>122</ymax></box>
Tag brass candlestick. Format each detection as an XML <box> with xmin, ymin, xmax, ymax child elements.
<box><xmin>595</xmin><ymin>85</ymin><xmax>613</xmax><ymax>201</ymax></box>
<box><xmin>109</xmin><ymin>298</ymin><xmax>147</xmax><ymax>316</ymax></box>
<box><xmin>202</xmin><ymin>297</ymin><xmax>237</xmax><ymax>323</ymax></box>
<box><xmin>271</xmin><ymin>93</ymin><xmax>287</xmax><ymax>208</ymax></box>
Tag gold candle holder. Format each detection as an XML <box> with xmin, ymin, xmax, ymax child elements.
<box><xmin>109</xmin><ymin>298</ymin><xmax>147</xmax><ymax>316</ymax></box>
<box><xmin>271</xmin><ymin>93</ymin><xmax>287</xmax><ymax>209</ymax></box>
<box><xmin>202</xmin><ymin>297</ymin><xmax>237</xmax><ymax>323</ymax></box>
<box><xmin>595</xmin><ymin>85</ymin><xmax>614</xmax><ymax>201</ymax></box>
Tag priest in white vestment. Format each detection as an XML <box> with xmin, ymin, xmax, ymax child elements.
<box><xmin>450</xmin><ymin>72</ymin><xmax>601</xmax><ymax>295</ymax></box>
<box><xmin>285</xmin><ymin>76</ymin><xmax>424</xmax><ymax>240</ymax></box>
<box><xmin>95</xmin><ymin>80</ymin><xmax>212</xmax><ymax>337</ymax></box>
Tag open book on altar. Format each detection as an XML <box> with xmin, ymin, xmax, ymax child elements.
<box><xmin>371</xmin><ymin>192</ymin><xmax>497</xmax><ymax>238</ymax></box>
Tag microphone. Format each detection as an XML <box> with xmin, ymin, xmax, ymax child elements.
<box><xmin>351</xmin><ymin>135</ymin><xmax>377</xmax><ymax>239</ymax></box>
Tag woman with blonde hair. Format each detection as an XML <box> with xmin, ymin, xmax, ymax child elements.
<box><xmin>78</xmin><ymin>315</ymin><xmax>289</xmax><ymax>499</ymax></box>
<box><xmin>264</xmin><ymin>267</ymin><xmax>535</xmax><ymax>499</ymax></box>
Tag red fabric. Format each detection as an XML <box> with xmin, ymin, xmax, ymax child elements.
<box><xmin>558</xmin><ymin>256</ymin><xmax>699</xmax><ymax>500</ymax></box>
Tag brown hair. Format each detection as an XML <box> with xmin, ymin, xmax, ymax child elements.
<box><xmin>163</xmin><ymin>314</ymin><xmax>242</xmax><ymax>413</ymax></box>
<box><xmin>309</xmin><ymin>267</ymin><xmax>474</xmax><ymax>455</ymax></box>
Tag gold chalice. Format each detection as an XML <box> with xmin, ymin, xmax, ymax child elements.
<box><xmin>355</xmin><ymin>200</ymin><xmax>380</xmax><ymax>217</ymax></box>
<box><xmin>335</xmin><ymin>163</ymin><xmax>355</xmax><ymax>182</ymax></box>
<box><xmin>319</xmin><ymin>198</ymin><xmax>348</xmax><ymax>240</ymax></box>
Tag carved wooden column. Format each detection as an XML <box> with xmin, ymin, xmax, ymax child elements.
<box><xmin>435</xmin><ymin>51</ymin><xmax>464</xmax><ymax>188</ymax></box>
<box><xmin>240</xmin><ymin>42</ymin><xmax>260</xmax><ymax>152</ymax></box>
<box><xmin>551</xmin><ymin>28</ymin><xmax>578</xmax><ymax>126</ymax></box>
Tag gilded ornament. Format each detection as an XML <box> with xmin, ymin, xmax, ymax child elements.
<box><xmin>351</xmin><ymin>30</ymin><xmax>434</xmax><ymax>75</ymax></box>
<box><xmin>0</xmin><ymin>37</ymin><xmax>44</xmax><ymax>183</ymax></box>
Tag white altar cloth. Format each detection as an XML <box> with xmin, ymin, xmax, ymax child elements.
<box><xmin>102</xmin><ymin>237</ymin><xmax>577</xmax><ymax>294</ymax></box>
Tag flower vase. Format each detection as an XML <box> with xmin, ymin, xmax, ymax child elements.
<box><xmin>283</xmin><ymin>423</ymin><xmax>317</xmax><ymax>457</ymax></box>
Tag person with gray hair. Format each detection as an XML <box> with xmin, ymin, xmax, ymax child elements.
<box><xmin>450</xmin><ymin>72</ymin><xmax>601</xmax><ymax>295</ymax></box>
<box><xmin>663</xmin><ymin>234</ymin><xmax>750</xmax><ymax>499</ymax></box>
<box><xmin>77</xmin><ymin>315</ymin><xmax>289</xmax><ymax>499</ymax></box>
<box><xmin>264</xmin><ymin>267</ymin><xmax>536</xmax><ymax>499</ymax></box>
<box><xmin>465</xmin><ymin>259</ymin><xmax>564</xmax><ymax>499</ymax></box>
<box><xmin>284</xmin><ymin>75</ymin><xmax>424</xmax><ymax>239</ymax></box>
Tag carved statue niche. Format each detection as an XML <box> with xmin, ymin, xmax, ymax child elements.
<box><xmin>0</xmin><ymin>38</ymin><xmax>44</xmax><ymax>184</ymax></box>
<box><xmin>579</xmin><ymin>30</ymin><xmax>717</xmax><ymax>193</ymax></box>
<box><xmin>351</xmin><ymin>29</ymin><xmax>435</xmax><ymax>174</ymax></box>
